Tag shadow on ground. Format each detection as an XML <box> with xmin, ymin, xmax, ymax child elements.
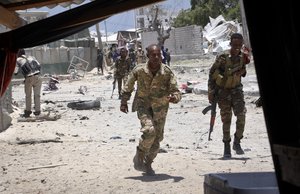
<box><xmin>125</xmin><ymin>173</ymin><xmax>184</xmax><ymax>182</ymax></box>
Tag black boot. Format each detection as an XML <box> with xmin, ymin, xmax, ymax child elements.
<box><xmin>233</xmin><ymin>137</ymin><xmax>245</xmax><ymax>155</ymax></box>
<box><xmin>133</xmin><ymin>147</ymin><xmax>145</xmax><ymax>171</ymax></box>
<box><xmin>223</xmin><ymin>141</ymin><xmax>232</xmax><ymax>158</ymax></box>
<box><xmin>33</xmin><ymin>111</ymin><xmax>41</xmax><ymax>116</ymax></box>
<box><xmin>144</xmin><ymin>157</ymin><xmax>155</xmax><ymax>176</ymax></box>
<box><xmin>23</xmin><ymin>110</ymin><xmax>32</xmax><ymax>118</ymax></box>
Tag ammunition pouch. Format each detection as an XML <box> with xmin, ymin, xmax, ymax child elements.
<box><xmin>224</xmin><ymin>74</ymin><xmax>241</xmax><ymax>89</ymax></box>
<box><xmin>213</xmin><ymin>69</ymin><xmax>242</xmax><ymax>89</ymax></box>
<box><xmin>20</xmin><ymin>62</ymin><xmax>32</xmax><ymax>76</ymax></box>
<box><xmin>213</xmin><ymin>70</ymin><xmax>225</xmax><ymax>87</ymax></box>
<box><xmin>20</xmin><ymin>57</ymin><xmax>41</xmax><ymax>77</ymax></box>
<box><xmin>213</xmin><ymin>52</ymin><xmax>244</xmax><ymax>89</ymax></box>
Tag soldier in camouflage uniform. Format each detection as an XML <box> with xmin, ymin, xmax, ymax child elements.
<box><xmin>136</xmin><ymin>47</ymin><xmax>146</xmax><ymax>64</ymax></box>
<box><xmin>120</xmin><ymin>44</ymin><xmax>181</xmax><ymax>175</ymax></box>
<box><xmin>113</xmin><ymin>47</ymin><xmax>131</xmax><ymax>99</ymax></box>
<box><xmin>208</xmin><ymin>33</ymin><xmax>250</xmax><ymax>158</ymax></box>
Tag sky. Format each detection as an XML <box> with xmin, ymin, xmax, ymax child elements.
<box><xmin>97</xmin><ymin>0</ymin><xmax>191</xmax><ymax>34</ymax></box>
<box><xmin>30</xmin><ymin>0</ymin><xmax>191</xmax><ymax>34</ymax></box>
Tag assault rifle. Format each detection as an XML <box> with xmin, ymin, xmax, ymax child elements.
<box><xmin>202</xmin><ymin>90</ymin><xmax>218</xmax><ymax>141</ymax></box>
<box><xmin>111</xmin><ymin>78</ymin><xmax>116</xmax><ymax>99</ymax></box>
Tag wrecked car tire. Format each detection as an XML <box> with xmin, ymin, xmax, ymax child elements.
<box><xmin>67</xmin><ymin>99</ymin><xmax>101</xmax><ymax>110</ymax></box>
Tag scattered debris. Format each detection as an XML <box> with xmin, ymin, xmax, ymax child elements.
<box><xmin>44</xmin><ymin>100</ymin><xmax>56</xmax><ymax>104</ymax></box>
<box><xmin>203</xmin><ymin>15</ymin><xmax>241</xmax><ymax>54</ymax></box>
<box><xmin>110</xmin><ymin>136</ymin><xmax>122</xmax><ymax>140</ymax></box>
<box><xmin>15</xmin><ymin>137</ymin><xmax>63</xmax><ymax>145</ymax></box>
<box><xmin>68</xmin><ymin>69</ymin><xmax>80</xmax><ymax>80</ymax></box>
<box><xmin>55</xmin><ymin>132</ymin><xmax>65</xmax><ymax>137</ymax></box>
<box><xmin>27</xmin><ymin>163</ymin><xmax>67</xmax><ymax>171</ymax></box>
<box><xmin>67</xmin><ymin>55</ymin><xmax>89</xmax><ymax>79</ymax></box>
<box><xmin>43</xmin><ymin>76</ymin><xmax>59</xmax><ymax>91</ymax></box>
<box><xmin>17</xmin><ymin>112</ymin><xmax>61</xmax><ymax>122</ymax></box>
<box><xmin>180</xmin><ymin>81</ymin><xmax>201</xmax><ymax>94</ymax></box>
<box><xmin>79</xmin><ymin>116</ymin><xmax>89</xmax><ymax>120</ymax></box>
<box><xmin>78</xmin><ymin>85</ymin><xmax>88</xmax><ymax>95</ymax></box>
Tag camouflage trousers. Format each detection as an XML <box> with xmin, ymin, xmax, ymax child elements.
<box><xmin>217</xmin><ymin>87</ymin><xmax>247</xmax><ymax>142</ymax></box>
<box><xmin>117</xmin><ymin>76</ymin><xmax>128</xmax><ymax>96</ymax></box>
<box><xmin>137</xmin><ymin>104</ymin><xmax>168</xmax><ymax>161</ymax></box>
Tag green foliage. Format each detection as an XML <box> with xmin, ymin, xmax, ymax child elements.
<box><xmin>172</xmin><ymin>9</ymin><xmax>194</xmax><ymax>27</ymax></box>
<box><xmin>173</xmin><ymin>0</ymin><xmax>241</xmax><ymax>28</ymax></box>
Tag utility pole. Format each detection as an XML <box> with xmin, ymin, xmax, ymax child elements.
<box><xmin>134</xmin><ymin>9</ymin><xmax>138</xmax><ymax>50</ymax></box>
<box><xmin>104</xmin><ymin>20</ymin><xmax>108</xmax><ymax>43</ymax></box>
<box><xmin>239</xmin><ymin>0</ymin><xmax>251</xmax><ymax>50</ymax></box>
<box><xmin>96</xmin><ymin>23</ymin><xmax>103</xmax><ymax>50</ymax></box>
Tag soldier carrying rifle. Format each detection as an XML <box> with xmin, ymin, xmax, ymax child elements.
<box><xmin>207</xmin><ymin>33</ymin><xmax>250</xmax><ymax>158</ymax></box>
<box><xmin>113</xmin><ymin>47</ymin><xmax>131</xmax><ymax>99</ymax></box>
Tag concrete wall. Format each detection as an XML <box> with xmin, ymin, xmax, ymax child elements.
<box><xmin>141</xmin><ymin>25</ymin><xmax>204</xmax><ymax>56</ymax></box>
<box><xmin>0</xmin><ymin>84</ymin><xmax>13</xmax><ymax>113</ymax></box>
<box><xmin>24</xmin><ymin>47</ymin><xmax>98</xmax><ymax>75</ymax></box>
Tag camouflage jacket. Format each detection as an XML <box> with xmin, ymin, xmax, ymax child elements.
<box><xmin>121</xmin><ymin>63</ymin><xmax>181</xmax><ymax>110</ymax></box>
<box><xmin>208</xmin><ymin>49</ymin><xmax>249</xmax><ymax>91</ymax></box>
<box><xmin>113</xmin><ymin>57</ymin><xmax>131</xmax><ymax>78</ymax></box>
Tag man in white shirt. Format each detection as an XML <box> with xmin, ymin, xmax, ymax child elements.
<box><xmin>15</xmin><ymin>49</ymin><xmax>42</xmax><ymax>118</ymax></box>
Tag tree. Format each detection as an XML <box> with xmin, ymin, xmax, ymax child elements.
<box><xmin>172</xmin><ymin>9</ymin><xmax>194</xmax><ymax>27</ymax></box>
<box><xmin>173</xmin><ymin>0</ymin><xmax>241</xmax><ymax>28</ymax></box>
<box><xmin>146</xmin><ymin>5</ymin><xmax>171</xmax><ymax>47</ymax></box>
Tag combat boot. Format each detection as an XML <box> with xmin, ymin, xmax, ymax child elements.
<box><xmin>233</xmin><ymin>136</ymin><xmax>245</xmax><ymax>155</ymax></box>
<box><xmin>133</xmin><ymin>147</ymin><xmax>145</xmax><ymax>171</ymax></box>
<box><xmin>223</xmin><ymin>141</ymin><xmax>232</xmax><ymax>158</ymax></box>
<box><xmin>144</xmin><ymin>157</ymin><xmax>155</xmax><ymax>176</ymax></box>
<box><xmin>23</xmin><ymin>110</ymin><xmax>32</xmax><ymax>118</ymax></box>
<box><xmin>33</xmin><ymin>111</ymin><xmax>41</xmax><ymax>116</ymax></box>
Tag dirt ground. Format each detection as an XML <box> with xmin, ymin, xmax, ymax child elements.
<box><xmin>0</xmin><ymin>57</ymin><xmax>275</xmax><ymax>194</ymax></box>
